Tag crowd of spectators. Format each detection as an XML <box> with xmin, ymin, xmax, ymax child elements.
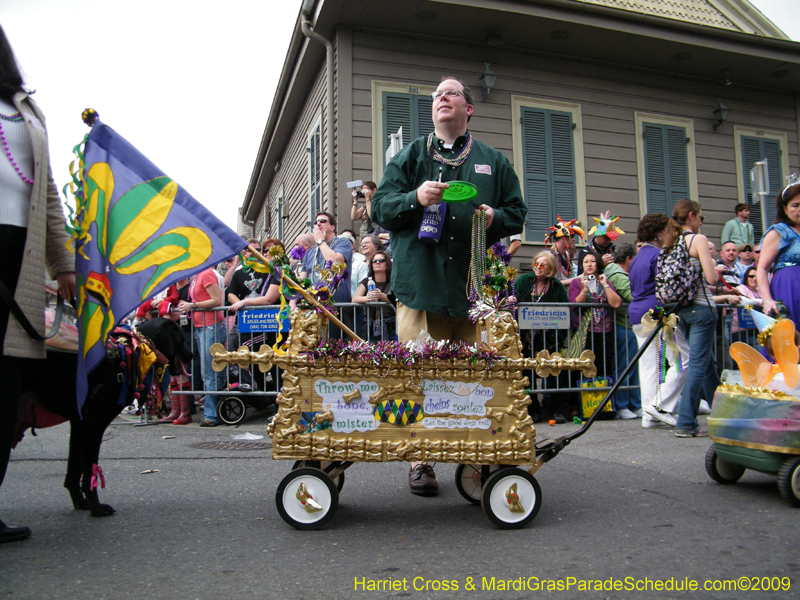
<box><xmin>518</xmin><ymin>189</ymin><xmax>800</xmax><ymax>438</ymax></box>
<box><xmin>128</xmin><ymin>176</ymin><xmax>800</xmax><ymax>436</ymax></box>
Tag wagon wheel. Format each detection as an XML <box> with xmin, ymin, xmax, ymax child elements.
<box><xmin>276</xmin><ymin>468</ymin><xmax>339</xmax><ymax>530</ymax></box>
<box><xmin>777</xmin><ymin>456</ymin><xmax>800</xmax><ymax>507</ymax></box>
<box><xmin>481</xmin><ymin>468</ymin><xmax>542</xmax><ymax>529</ymax></box>
<box><xmin>292</xmin><ymin>460</ymin><xmax>345</xmax><ymax>492</ymax></box>
<box><xmin>218</xmin><ymin>397</ymin><xmax>246</xmax><ymax>425</ymax></box>
<box><xmin>454</xmin><ymin>464</ymin><xmax>501</xmax><ymax>505</ymax></box>
<box><xmin>704</xmin><ymin>446</ymin><xmax>745</xmax><ymax>484</ymax></box>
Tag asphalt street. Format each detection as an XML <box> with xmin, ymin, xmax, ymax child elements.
<box><xmin>0</xmin><ymin>408</ymin><xmax>796</xmax><ymax>600</ymax></box>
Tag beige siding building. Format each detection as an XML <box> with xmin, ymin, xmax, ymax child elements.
<box><xmin>241</xmin><ymin>0</ymin><xmax>800</xmax><ymax>267</ymax></box>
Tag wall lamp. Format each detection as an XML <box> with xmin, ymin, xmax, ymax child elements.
<box><xmin>712</xmin><ymin>100</ymin><xmax>729</xmax><ymax>132</ymax></box>
<box><xmin>479</xmin><ymin>63</ymin><xmax>496</xmax><ymax>101</ymax></box>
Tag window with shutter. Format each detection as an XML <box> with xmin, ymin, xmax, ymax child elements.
<box><xmin>741</xmin><ymin>136</ymin><xmax>782</xmax><ymax>241</ymax></box>
<box><xmin>308</xmin><ymin>122</ymin><xmax>321</xmax><ymax>223</ymax></box>
<box><xmin>381</xmin><ymin>91</ymin><xmax>434</xmax><ymax>171</ymax></box>
<box><xmin>643</xmin><ymin>123</ymin><xmax>689</xmax><ymax>216</ymax></box>
<box><xmin>520</xmin><ymin>107</ymin><xmax>577</xmax><ymax>242</ymax></box>
<box><xmin>275</xmin><ymin>186</ymin><xmax>284</xmax><ymax>242</ymax></box>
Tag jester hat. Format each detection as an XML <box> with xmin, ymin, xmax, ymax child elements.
<box><xmin>588</xmin><ymin>211</ymin><xmax>624</xmax><ymax>241</ymax></box>
<box><xmin>545</xmin><ymin>215</ymin><xmax>584</xmax><ymax>245</ymax></box>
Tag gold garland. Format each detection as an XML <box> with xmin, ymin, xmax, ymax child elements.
<box><xmin>757</xmin><ymin>320</ymin><xmax>780</xmax><ymax>347</ymax></box>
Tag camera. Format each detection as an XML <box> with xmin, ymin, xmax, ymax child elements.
<box><xmin>586</xmin><ymin>273</ymin><xmax>597</xmax><ymax>293</ymax></box>
<box><xmin>356</xmin><ymin>190</ymin><xmax>365</xmax><ymax>199</ymax></box>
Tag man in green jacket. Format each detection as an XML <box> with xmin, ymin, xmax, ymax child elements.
<box><xmin>604</xmin><ymin>243</ymin><xmax>642</xmax><ymax>420</ymax></box>
<box><xmin>371</xmin><ymin>76</ymin><xmax>527</xmax><ymax>495</ymax></box>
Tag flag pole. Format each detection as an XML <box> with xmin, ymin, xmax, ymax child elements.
<box><xmin>247</xmin><ymin>246</ymin><xmax>362</xmax><ymax>342</ymax></box>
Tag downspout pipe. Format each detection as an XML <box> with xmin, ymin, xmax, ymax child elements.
<box><xmin>301</xmin><ymin>7</ymin><xmax>335</xmax><ymax>215</ymax></box>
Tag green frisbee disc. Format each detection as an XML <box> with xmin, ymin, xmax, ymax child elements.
<box><xmin>441</xmin><ymin>181</ymin><xmax>478</xmax><ymax>203</ymax></box>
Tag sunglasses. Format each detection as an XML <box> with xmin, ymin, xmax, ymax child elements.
<box><xmin>700</xmin><ymin>215</ymin><xmax>705</xmax><ymax>223</ymax></box>
<box><xmin>635</xmin><ymin>243</ymin><xmax>644</xmax><ymax>248</ymax></box>
<box><xmin>315</xmin><ymin>218</ymin><xmax>330</xmax><ymax>225</ymax></box>
<box><xmin>371</xmin><ymin>258</ymin><xmax>387</xmax><ymax>264</ymax></box>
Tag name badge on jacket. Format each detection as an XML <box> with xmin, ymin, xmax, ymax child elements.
<box><xmin>475</xmin><ymin>164</ymin><xmax>492</xmax><ymax>175</ymax></box>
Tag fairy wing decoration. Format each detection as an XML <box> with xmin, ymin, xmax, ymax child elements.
<box><xmin>66</xmin><ymin>118</ymin><xmax>247</xmax><ymax>410</ymax></box>
<box><xmin>729</xmin><ymin>319</ymin><xmax>800</xmax><ymax>389</ymax></box>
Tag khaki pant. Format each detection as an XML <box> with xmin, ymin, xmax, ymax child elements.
<box><xmin>396</xmin><ymin>301</ymin><xmax>478</xmax><ymax>344</ymax></box>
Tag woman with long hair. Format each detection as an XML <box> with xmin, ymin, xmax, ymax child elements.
<box><xmin>757</xmin><ymin>179</ymin><xmax>800</xmax><ymax>323</ymax></box>
<box><xmin>352</xmin><ymin>251</ymin><xmax>395</xmax><ymax>339</ymax></box>
<box><xmin>568</xmin><ymin>251</ymin><xmax>622</xmax><ymax>417</ymax></box>
<box><xmin>515</xmin><ymin>251</ymin><xmax>570</xmax><ymax>422</ymax></box>
<box><xmin>629</xmin><ymin>214</ymin><xmax>687</xmax><ymax>428</ymax></box>
<box><xmin>731</xmin><ymin>266</ymin><xmax>761</xmax><ymax>346</ymax></box>
<box><xmin>665</xmin><ymin>199</ymin><xmax>736</xmax><ymax>437</ymax></box>
<box><xmin>0</xmin><ymin>26</ymin><xmax>76</xmax><ymax>543</ymax></box>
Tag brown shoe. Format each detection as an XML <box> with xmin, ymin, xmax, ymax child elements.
<box><xmin>409</xmin><ymin>463</ymin><xmax>438</xmax><ymax>496</ymax></box>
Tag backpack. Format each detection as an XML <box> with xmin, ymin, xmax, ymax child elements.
<box><xmin>655</xmin><ymin>233</ymin><xmax>699</xmax><ymax>305</ymax></box>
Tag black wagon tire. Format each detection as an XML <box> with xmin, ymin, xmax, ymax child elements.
<box><xmin>276</xmin><ymin>468</ymin><xmax>339</xmax><ymax>530</ymax></box>
<box><xmin>705</xmin><ymin>446</ymin><xmax>745</xmax><ymax>484</ymax></box>
<box><xmin>292</xmin><ymin>460</ymin><xmax>345</xmax><ymax>492</ymax></box>
<box><xmin>777</xmin><ymin>456</ymin><xmax>800</xmax><ymax>507</ymax></box>
<box><xmin>218</xmin><ymin>397</ymin><xmax>247</xmax><ymax>425</ymax></box>
<box><xmin>481</xmin><ymin>468</ymin><xmax>542</xmax><ymax>529</ymax></box>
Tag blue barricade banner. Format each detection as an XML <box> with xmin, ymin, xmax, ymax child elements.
<box><xmin>737</xmin><ymin>308</ymin><xmax>756</xmax><ymax>330</ymax></box>
<box><xmin>238</xmin><ymin>308</ymin><xmax>290</xmax><ymax>333</ymax></box>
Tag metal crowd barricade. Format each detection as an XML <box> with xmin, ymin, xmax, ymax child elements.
<box><xmin>182</xmin><ymin>301</ymin><xmax>753</xmax><ymax>410</ymax></box>
<box><xmin>183</xmin><ymin>303</ymin><xmax>399</xmax><ymax>401</ymax></box>
<box><xmin>517</xmin><ymin>301</ymin><xmax>636</xmax><ymax>397</ymax></box>
<box><xmin>517</xmin><ymin>300</ymin><xmax>762</xmax><ymax>404</ymax></box>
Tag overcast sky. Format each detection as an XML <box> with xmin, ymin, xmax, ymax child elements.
<box><xmin>3</xmin><ymin>0</ymin><xmax>798</xmax><ymax>231</ymax></box>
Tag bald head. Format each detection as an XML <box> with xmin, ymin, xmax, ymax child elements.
<box><xmin>294</xmin><ymin>233</ymin><xmax>314</xmax><ymax>250</ymax></box>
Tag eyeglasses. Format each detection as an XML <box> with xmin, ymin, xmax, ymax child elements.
<box><xmin>533</xmin><ymin>263</ymin><xmax>548</xmax><ymax>271</ymax></box>
<box><xmin>431</xmin><ymin>89</ymin><xmax>465</xmax><ymax>101</ymax></box>
<box><xmin>315</xmin><ymin>218</ymin><xmax>330</xmax><ymax>225</ymax></box>
<box><xmin>371</xmin><ymin>259</ymin><xmax>387</xmax><ymax>264</ymax></box>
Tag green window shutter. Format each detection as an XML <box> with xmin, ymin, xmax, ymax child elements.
<box><xmin>383</xmin><ymin>93</ymin><xmax>413</xmax><ymax>157</ymax></box>
<box><xmin>763</xmin><ymin>140</ymin><xmax>782</xmax><ymax>230</ymax></box>
<box><xmin>643</xmin><ymin>123</ymin><xmax>689</xmax><ymax>216</ymax></box>
<box><xmin>666</xmin><ymin>127</ymin><xmax>689</xmax><ymax>210</ymax></box>
<box><xmin>382</xmin><ymin>91</ymin><xmax>434</xmax><ymax>173</ymax></box>
<box><xmin>741</xmin><ymin>136</ymin><xmax>782</xmax><ymax>241</ymax></box>
<box><xmin>415</xmin><ymin>95</ymin><xmax>434</xmax><ymax>139</ymax></box>
<box><xmin>521</xmin><ymin>107</ymin><xmax>577</xmax><ymax>242</ymax></box>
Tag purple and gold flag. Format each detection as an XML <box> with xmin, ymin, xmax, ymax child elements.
<box><xmin>67</xmin><ymin>119</ymin><xmax>247</xmax><ymax>410</ymax></box>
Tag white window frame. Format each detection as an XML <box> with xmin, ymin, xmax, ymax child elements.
<box><xmin>511</xmin><ymin>95</ymin><xmax>587</xmax><ymax>246</ymax></box>
<box><xmin>371</xmin><ymin>80</ymin><xmax>437</xmax><ymax>181</ymax></box>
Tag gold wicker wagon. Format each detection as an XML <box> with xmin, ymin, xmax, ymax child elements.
<box><xmin>210</xmin><ymin>309</ymin><xmax>595</xmax><ymax>529</ymax></box>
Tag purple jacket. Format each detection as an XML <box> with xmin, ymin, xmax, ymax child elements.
<box><xmin>628</xmin><ymin>244</ymin><xmax>659</xmax><ymax>327</ymax></box>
